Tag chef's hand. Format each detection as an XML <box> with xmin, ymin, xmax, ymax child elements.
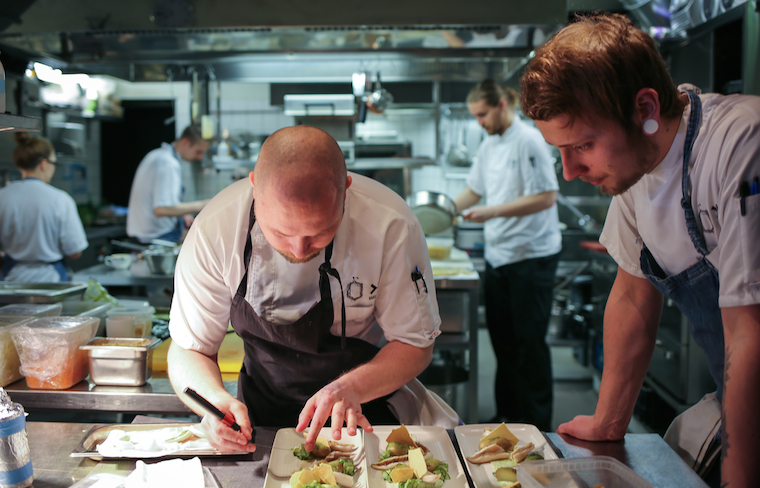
<box><xmin>556</xmin><ymin>414</ymin><xmax>624</xmax><ymax>441</ymax></box>
<box><xmin>296</xmin><ymin>378</ymin><xmax>372</xmax><ymax>451</ymax></box>
<box><xmin>461</xmin><ymin>206</ymin><xmax>494</xmax><ymax>223</ymax></box>
<box><xmin>183</xmin><ymin>214</ymin><xmax>195</xmax><ymax>228</ymax></box>
<box><xmin>199</xmin><ymin>398</ymin><xmax>257</xmax><ymax>453</ymax></box>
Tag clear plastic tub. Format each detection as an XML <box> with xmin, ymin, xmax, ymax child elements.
<box><xmin>106</xmin><ymin>306</ymin><xmax>155</xmax><ymax>338</ymax></box>
<box><xmin>426</xmin><ymin>237</ymin><xmax>455</xmax><ymax>260</ymax></box>
<box><xmin>60</xmin><ymin>301</ymin><xmax>113</xmax><ymax>336</ymax></box>
<box><xmin>10</xmin><ymin>316</ymin><xmax>99</xmax><ymax>389</ymax></box>
<box><xmin>0</xmin><ymin>315</ymin><xmax>34</xmax><ymax>387</ymax></box>
<box><xmin>517</xmin><ymin>456</ymin><xmax>653</xmax><ymax>488</ymax></box>
<box><xmin>0</xmin><ymin>303</ymin><xmax>62</xmax><ymax>317</ymax></box>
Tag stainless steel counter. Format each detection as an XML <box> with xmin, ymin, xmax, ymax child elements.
<box><xmin>23</xmin><ymin>419</ymin><xmax>707</xmax><ymax>488</ymax></box>
<box><xmin>71</xmin><ymin>260</ymin><xmax>174</xmax><ymax>288</ymax></box>
<box><xmin>4</xmin><ymin>374</ymin><xmax>239</xmax><ymax>415</ymax></box>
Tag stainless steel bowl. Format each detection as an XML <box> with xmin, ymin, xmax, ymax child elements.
<box><xmin>407</xmin><ymin>190</ymin><xmax>457</xmax><ymax>235</ymax></box>
<box><xmin>141</xmin><ymin>246</ymin><xmax>180</xmax><ymax>275</ymax></box>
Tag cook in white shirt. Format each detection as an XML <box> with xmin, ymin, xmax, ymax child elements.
<box><xmin>0</xmin><ymin>133</ymin><xmax>87</xmax><ymax>282</ymax></box>
<box><xmin>168</xmin><ymin>126</ymin><xmax>454</xmax><ymax>454</ymax></box>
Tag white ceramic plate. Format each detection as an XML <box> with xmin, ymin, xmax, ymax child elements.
<box><xmin>454</xmin><ymin>423</ymin><xmax>559</xmax><ymax>488</ymax></box>
<box><xmin>264</xmin><ymin>427</ymin><xmax>368</xmax><ymax>488</ymax></box>
<box><xmin>365</xmin><ymin>425</ymin><xmax>467</xmax><ymax>488</ymax></box>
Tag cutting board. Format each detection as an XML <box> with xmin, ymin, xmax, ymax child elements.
<box><xmin>152</xmin><ymin>330</ymin><xmax>245</xmax><ymax>374</ymax></box>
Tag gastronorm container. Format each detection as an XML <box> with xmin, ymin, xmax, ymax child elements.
<box><xmin>0</xmin><ymin>303</ymin><xmax>63</xmax><ymax>317</ymax></box>
<box><xmin>517</xmin><ymin>456</ymin><xmax>652</xmax><ymax>488</ymax></box>
<box><xmin>80</xmin><ymin>337</ymin><xmax>160</xmax><ymax>386</ymax></box>
<box><xmin>0</xmin><ymin>315</ymin><xmax>34</xmax><ymax>387</ymax></box>
<box><xmin>0</xmin><ymin>282</ymin><xmax>87</xmax><ymax>304</ymax></box>
<box><xmin>105</xmin><ymin>306</ymin><xmax>155</xmax><ymax>338</ymax></box>
<box><xmin>60</xmin><ymin>301</ymin><xmax>113</xmax><ymax>337</ymax></box>
<box><xmin>10</xmin><ymin>316</ymin><xmax>99</xmax><ymax>389</ymax></box>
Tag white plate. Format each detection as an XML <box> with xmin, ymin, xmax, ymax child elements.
<box><xmin>264</xmin><ymin>427</ymin><xmax>368</xmax><ymax>488</ymax></box>
<box><xmin>454</xmin><ymin>423</ymin><xmax>559</xmax><ymax>488</ymax></box>
<box><xmin>365</xmin><ymin>425</ymin><xmax>466</xmax><ymax>488</ymax></box>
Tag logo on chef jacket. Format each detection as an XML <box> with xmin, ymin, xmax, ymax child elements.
<box><xmin>346</xmin><ymin>278</ymin><xmax>377</xmax><ymax>301</ymax></box>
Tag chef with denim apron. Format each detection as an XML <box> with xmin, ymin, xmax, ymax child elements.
<box><xmin>167</xmin><ymin>126</ymin><xmax>458</xmax><ymax>454</ymax></box>
<box><xmin>0</xmin><ymin>133</ymin><xmax>88</xmax><ymax>283</ymax></box>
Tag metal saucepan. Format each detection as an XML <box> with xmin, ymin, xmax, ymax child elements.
<box><xmin>407</xmin><ymin>190</ymin><xmax>458</xmax><ymax>235</ymax></box>
<box><xmin>142</xmin><ymin>246</ymin><xmax>181</xmax><ymax>275</ymax></box>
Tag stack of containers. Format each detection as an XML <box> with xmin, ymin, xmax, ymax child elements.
<box><xmin>0</xmin><ymin>303</ymin><xmax>62</xmax><ymax>318</ymax></box>
<box><xmin>0</xmin><ymin>316</ymin><xmax>34</xmax><ymax>387</ymax></box>
<box><xmin>10</xmin><ymin>317</ymin><xmax>99</xmax><ymax>389</ymax></box>
<box><xmin>60</xmin><ymin>301</ymin><xmax>113</xmax><ymax>336</ymax></box>
<box><xmin>105</xmin><ymin>305</ymin><xmax>155</xmax><ymax>338</ymax></box>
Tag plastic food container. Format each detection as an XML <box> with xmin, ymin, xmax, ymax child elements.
<box><xmin>105</xmin><ymin>306</ymin><xmax>155</xmax><ymax>338</ymax></box>
<box><xmin>0</xmin><ymin>315</ymin><xmax>34</xmax><ymax>387</ymax></box>
<box><xmin>10</xmin><ymin>316</ymin><xmax>99</xmax><ymax>390</ymax></box>
<box><xmin>80</xmin><ymin>337</ymin><xmax>160</xmax><ymax>386</ymax></box>
<box><xmin>0</xmin><ymin>303</ymin><xmax>62</xmax><ymax>317</ymax></box>
<box><xmin>426</xmin><ymin>237</ymin><xmax>454</xmax><ymax>260</ymax></box>
<box><xmin>60</xmin><ymin>301</ymin><xmax>113</xmax><ymax>336</ymax></box>
<box><xmin>517</xmin><ymin>456</ymin><xmax>653</xmax><ymax>488</ymax></box>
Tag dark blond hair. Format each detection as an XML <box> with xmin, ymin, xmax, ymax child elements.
<box><xmin>13</xmin><ymin>133</ymin><xmax>55</xmax><ymax>171</ymax></box>
<box><xmin>179</xmin><ymin>124</ymin><xmax>205</xmax><ymax>145</ymax></box>
<box><xmin>467</xmin><ymin>79</ymin><xmax>520</xmax><ymax>111</ymax></box>
<box><xmin>520</xmin><ymin>13</ymin><xmax>685</xmax><ymax>133</ymax></box>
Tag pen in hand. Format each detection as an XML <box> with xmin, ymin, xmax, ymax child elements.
<box><xmin>183</xmin><ymin>387</ymin><xmax>241</xmax><ymax>432</ymax></box>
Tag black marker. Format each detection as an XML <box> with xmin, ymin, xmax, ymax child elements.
<box><xmin>740</xmin><ymin>181</ymin><xmax>750</xmax><ymax>216</ymax></box>
<box><xmin>183</xmin><ymin>387</ymin><xmax>241</xmax><ymax>431</ymax></box>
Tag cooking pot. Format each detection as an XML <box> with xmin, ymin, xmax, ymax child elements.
<box><xmin>407</xmin><ymin>190</ymin><xmax>458</xmax><ymax>235</ymax></box>
<box><xmin>142</xmin><ymin>246</ymin><xmax>181</xmax><ymax>275</ymax></box>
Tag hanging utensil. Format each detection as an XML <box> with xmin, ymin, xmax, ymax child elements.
<box><xmin>366</xmin><ymin>72</ymin><xmax>394</xmax><ymax>114</ymax></box>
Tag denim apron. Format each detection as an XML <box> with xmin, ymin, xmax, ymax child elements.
<box><xmin>229</xmin><ymin>201</ymin><xmax>398</xmax><ymax>427</ymax></box>
<box><xmin>639</xmin><ymin>91</ymin><xmax>725</xmax><ymax>402</ymax></box>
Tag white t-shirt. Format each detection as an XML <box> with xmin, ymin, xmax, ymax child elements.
<box><xmin>127</xmin><ymin>143</ymin><xmax>182</xmax><ymax>242</ymax></box>
<box><xmin>600</xmin><ymin>86</ymin><xmax>760</xmax><ymax>308</ymax></box>
<box><xmin>467</xmin><ymin>116</ymin><xmax>562</xmax><ymax>267</ymax></box>
<box><xmin>169</xmin><ymin>173</ymin><xmax>441</xmax><ymax>356</ymax></box>
<box><xmin>0</xmin><ymin>178</ymin><xmax>88</xmax><ymax>282</ymax></box>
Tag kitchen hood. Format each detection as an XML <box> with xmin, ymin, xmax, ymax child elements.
<box><xmin>0</xmin><ymin>0</ymin><xmax>566</xmax><ymax>83</ymax></box>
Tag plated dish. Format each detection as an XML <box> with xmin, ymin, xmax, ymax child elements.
<box><xmin>454</xmin><ymin>424</ymin><xmax>558</xmax><ymax>488</ymax></box>
<box><xmin>70</xmin><ymin>423</ymin><xmax>248</xmax><ymax>460</ymax></box>
<box><xmin>264</xmin><ymin>427</ymin><xmax>368</xmax><ymax>488</ymax></box>
<box><xmin>365</xmin><ymin>425</ymin><xmax>466</xmax><ymax>488</ymax></box>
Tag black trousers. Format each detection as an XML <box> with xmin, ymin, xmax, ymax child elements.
<box><xmin>484</xmin><ymin>252</ymin><xmax>559</xmax><ymax>431</ymax></box>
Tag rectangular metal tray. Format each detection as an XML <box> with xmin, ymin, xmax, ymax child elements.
<box><xmin>70</xmin><ymin>422</ymin><xmax>249</xmax><ymax>460</ymax></box>
<box><xmin>0</xmin><ymin>282</ymin><xmax>87</xmax><ymax>304</ymax></box>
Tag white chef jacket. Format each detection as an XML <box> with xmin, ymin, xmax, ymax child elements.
<box><xmin>600</xmin><ymin>85</ymin><xmax>760</xmax><ymax>308</ymax></box>
<box><xmin>467</xmin><ymin>116</ymin><xmax>562</xmax><ymax>267</ymax></box>
<box><xmin>0</xmin><ymin>178</ymin><xmax>88</xmax><ymax>282</ymax></box>
<box><xmin>169</xmin><ymin>173</ymin><xmax>441</xmax><ymax>356</ymax></box>
<box><xmin>127</xmin><ymin>143</ymin><xmax>183</xmax><ymax>242</ymax></box>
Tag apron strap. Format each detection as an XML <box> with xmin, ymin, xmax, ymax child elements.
<box><xmin>679</xmin><ymin>91</ymin><xmax>709</xmax><ymax>256</ymax></box>
<box><xmin>319</xmin><ymin>241</ymin><xmax>347</xmax><ymax>349</ymax></box>
<box><xmin>236</xmin><ymin>200</ymin><xmax>258</xmax><ymax>297</ymax></box>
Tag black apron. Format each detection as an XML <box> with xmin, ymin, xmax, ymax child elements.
<box><xmin>230</xmin><ymin>201</ymin><xmax>398</xmax><ymax>427</ymax></box>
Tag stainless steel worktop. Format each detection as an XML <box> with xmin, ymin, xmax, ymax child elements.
<box><xmin>24</xmin><ymin>419</ymin><xmax>707</xmax><ymax>488</ymax></box>
<box><xmin>4</xmin><ymin>374</ymin><xmax>239</xmax><ymax>415</ymax></box>
<box><xmin>71</xmin><ymin>260</ymin><xmax>174</xmax><ymax>287</ymax></box>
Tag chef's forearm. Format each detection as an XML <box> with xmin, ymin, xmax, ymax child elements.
<box><xmin>720</xmin><ymin>305</ymin><xmax>760</xmax><ymax>487</ymax></box>
<box><xmin>167</xmin><ymin>341</ymin><xmax>230</xmax><ymax>416</ymax></box>
<box><xmin>492</xmin><ymin>190</ymin><xmax>557</xmax><ymax>218</ymax></box>
<box><xmin>340</xmin><ymin>341</ymin><xmax>434</xmax><ymax>404</ymax></box>
<box><xmin>154</xmin><ymin>199</ymin><xmax>209</xmax><ymax>218</ymax></box>
<box><xmin>594</xmin><ymin>269</ymin><xmax>662</xmax><ymax>439</ymax></box>
<box><xmin>454</xmin><ymin>188</ymin><xmax>481</xmax><ymax>214</ymax></box>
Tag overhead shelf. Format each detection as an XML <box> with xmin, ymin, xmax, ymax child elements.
<box><xmin>0</xmin><ymin>112</ymin><xmax>42</xmax><ymax>132</ymax></box>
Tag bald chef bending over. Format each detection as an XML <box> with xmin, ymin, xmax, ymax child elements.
<box><xmin>168</xmin><ymin>125</ymin><xmax>456</xmax><ymax>453</ymax></box>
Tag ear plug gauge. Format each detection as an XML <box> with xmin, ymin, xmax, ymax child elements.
<box><xmin>643</xmin><ymin>119</ymin><xmax>659</xmax><ymax>135</ymax></box>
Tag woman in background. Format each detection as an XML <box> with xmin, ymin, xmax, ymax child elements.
<box><xmin>0</xmin><ymin>133</ymin><xmax>88</xmax><ymax>282</ymax></box>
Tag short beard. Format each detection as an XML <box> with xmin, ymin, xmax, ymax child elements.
<box><xmin>276</xmin><ymin>247</ymin><xmax>322</xmax><ymax>264</ymax></box>
<box><xmin>602</xmin><ymin>131</ymin><xmax>659</xmax><ymax>196</ymax></box>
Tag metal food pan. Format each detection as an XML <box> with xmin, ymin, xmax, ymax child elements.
<box><xmin>80</xmin><ymin>337</ymin><xmax>160</xmax><ymax>386</ymax></box>
<box><xmin>0</xmin><ymin>282</ymin><xmax>87</xmax><ymax>304</ymax></box>
<box><xmin>70</xmin><ymin>423</ymin><xmax>247</xmax><ymax>460</ymax></box>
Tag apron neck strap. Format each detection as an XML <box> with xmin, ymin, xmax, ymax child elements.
<box><xmin>319</xmin><ymin>240</ymin><xmax>347</xmax><ymax>349</ymax></box>
<box><xmin>679</xmin><ymin>91</ymin><xmax>709</xmax><ymax>256</ymax></box>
